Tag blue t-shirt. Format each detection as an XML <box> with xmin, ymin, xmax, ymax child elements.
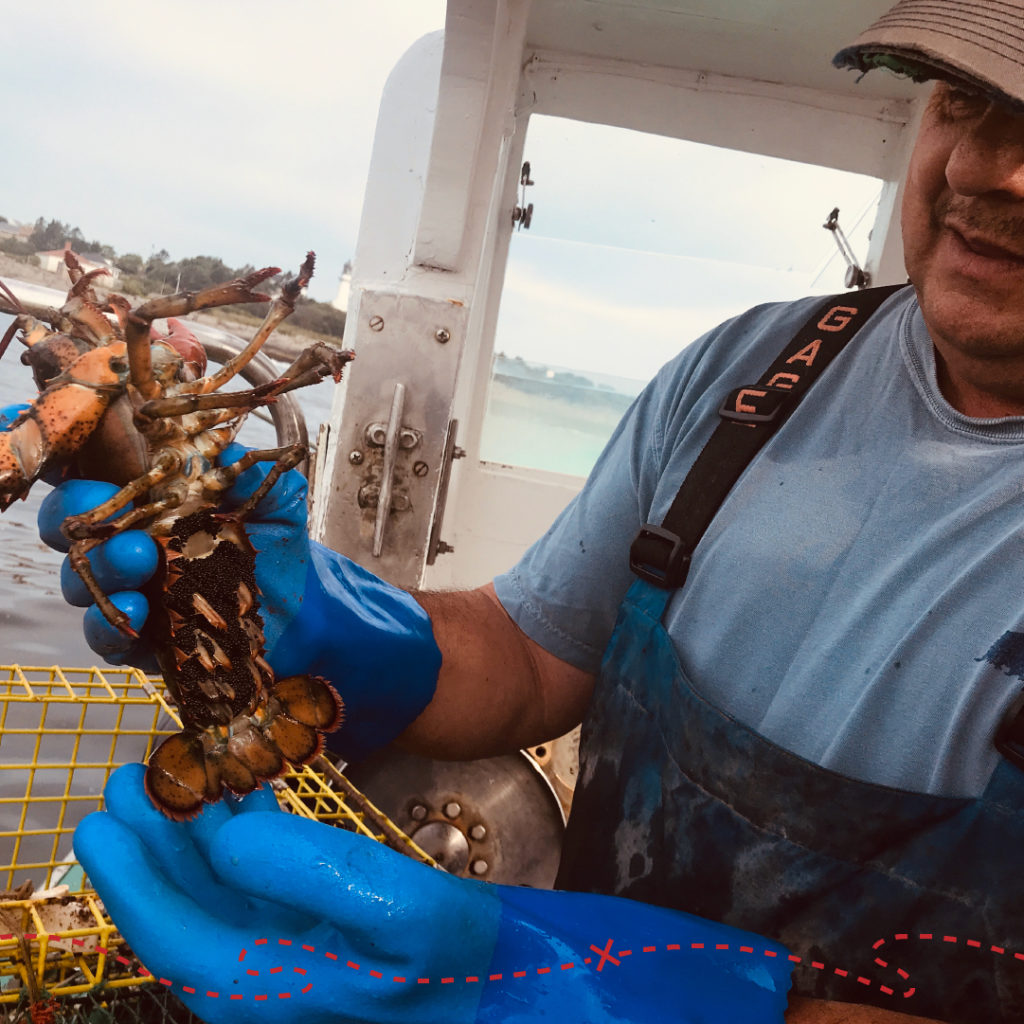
<box><xmin>494</xmin><ymin>288</ymin><xmax>1024</xmax><ymax>799</ymax></box>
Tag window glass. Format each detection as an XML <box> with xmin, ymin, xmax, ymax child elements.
<box><xmin>481</xmin><ymin>115</ymin><xmax>884</xmax><ymax>476</ymax></box>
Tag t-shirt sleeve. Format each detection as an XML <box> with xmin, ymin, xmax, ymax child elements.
<box><xmin>492</xmin><ymin>330</ymin><xmax>716</xmax><ymax>672</ymax></box>
<box><xmin>492</xmin><ymin>296</ymin><xmax>825</xmax><ymax>673</ymax></box>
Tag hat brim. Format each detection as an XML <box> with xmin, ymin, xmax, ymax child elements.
<box><xmin>833</xmin><ymin>0</ymin><xmax>1024</xmax><ymax>114</ymax></box>
<box><xmin>834</xmin><ymin>44</ymin><xmax>1024</xmax><ymax>113</ymax></box>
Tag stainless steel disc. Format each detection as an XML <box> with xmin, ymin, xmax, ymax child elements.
<box><xmin>344</xmin><ymin>748</ymin><xmax>566</xmax><ymax>887</ymax></box>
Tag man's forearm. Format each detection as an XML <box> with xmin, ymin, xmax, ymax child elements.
<box><xmin>396</xmin><ymin>583</ymin><xmax>594</xmax><ymax>761</ymax></box>
<box><xmin>400</xmin><ymin>600</ymin><xmax>947</xmax><ymax>1024</ymax></box>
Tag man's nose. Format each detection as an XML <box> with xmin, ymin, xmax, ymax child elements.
<box><xmin>946</xmin><ymin>104</ymin><xmax>1024</xmax><ymax>199</ymax></box>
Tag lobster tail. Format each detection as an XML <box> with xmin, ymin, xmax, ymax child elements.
<box><xmin>144</xmin><ymin>731</ymin><xmax>219</xmax><ymax>821</ymax></box>
<box><xmin>265</xmin><ymin>674</ymin><xmax>344</xmax><ymax>764</ymax></box>
<box><xmin>143</xmin><ymin>676</ymin><xmax>343</xmax><ymax>820</ymax></box>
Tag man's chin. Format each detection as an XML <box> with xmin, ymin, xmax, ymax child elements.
<box><xmin>917</xmin><ymin>274</ymin><xmax>1024</xmax><ymax>361</ymax></box>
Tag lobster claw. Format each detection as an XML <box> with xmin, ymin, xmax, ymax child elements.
<box><xmin>149</xmin><ymin>318</ymin><xmax>207</xmax><ymax>381</ymax></box>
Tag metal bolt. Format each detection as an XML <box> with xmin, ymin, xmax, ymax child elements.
<box><xmin>357</xmin><ymin>484</ymin><xmax>380</xmax><ymax>508</ymax></box>
<box><xmin>410</xmin><ymin>804</ymin><xmax>428</xmax><ymax>821</ymax></box>
<box><xmin>368</xmin><ymin>315</ymin><xmax>385</xmax><ymax>332</ymax></box>
<box><xmin>471</xmin><ymin>859</ymin><xmax>489</xmax><ymax>876</ymax></box>
<box><xmin>469</xmin><ymin>824</ymin><xmax>487</xmax><ymax>841</ymax></box>
<box><xmin>435</xmin><ymin>540</ymin><xmax>455</xmax><ymax>556</ymax></box>
<box><xmin>348</xmin><ymin>450</ymin><xmax>364</xmax><ymax>465</ymax></box>
<box><xmin>434</xmin><ymin>327</ymin><xmax>451</xmax><ymax>344</ymax></box>
<box><xmin>443</xmin><ymin>801</ymin><xmax>461</xmax><ymax>819</ymax></box>
<box><xmin>413</xmin><ymin>461</ymin><xmax>429</xmax><ymax>477</ymax></box>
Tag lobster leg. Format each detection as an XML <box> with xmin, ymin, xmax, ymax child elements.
<box><xmin>277</xmin><ymin>341</ymin><xmax>355</xmax><ymax>383</ymax></box>
<box><xmin>138</xmin><ymin>379</ymin><xmax>295</xmax><ymax>420</ymax></box>
<box><xmin>66</xmin><ymin>488</ymin><xmax>186</xmax><ymax>544</ymax></box>
<box><xmin>266</xmin><ymin>344</ymin><xmax>353</xmax><ymax>390</ymax></box>
<box><xmin>181</xmin><ymin>307</ymin><xmax>296</xmax><ymax>397</ymax></box>
<box><xmin>0</xmin><ymin>318</ymin><xmax>19</xmax><ymax>362</ymax></box>
<box><xmin>138</xmin><ymin>348</ymin><xmax>353</xmax><ymax>420</ymax></box>
<box><xmin>123</xmin><ymin>267</ymin><xmax>281</xmax><ymax>400</ymax></box>
<box><xmin>132</xmin><ymin>266</ymin><xmax>281</xmax><ymax>322</ymax></box>
<box><xmin>67</xmin><ymin>536</ymin><xmax>144</xmax><ymax>638</ymax></box>
<box><xmin>201</xmin><ymin>445</ymin><xmax>306</xmax><ymax>511</ymax></box>
<box><xmin>65</xmin><ymin>474</ymin><xmax>188</xmax><ymax>636</ymax></box>
<box><xmin>178</xmin><ymin>407</ymin><xmax>248</xmax><ymax>438</ymax></box>
<box><xmin>61</xmin><ymin>451</ymin><xmax>183</xmax><ymax>541</ymax></box>
<box><xmin>178</xmin><ymin>253</ymin><xmax>317</xmax><ymax>397</ymax></box>
<box><xmin>51</xmin><ymin>254</ymin><xmax>123</xmax><ymax>348</ymax></box>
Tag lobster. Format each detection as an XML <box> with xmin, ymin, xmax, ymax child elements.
<box><xmin>0</xmin><ymin>252</ymin><xmax>350</xmax><ymax>819</ymax></box>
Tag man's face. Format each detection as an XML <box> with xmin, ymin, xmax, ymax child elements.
<box><xmin>902</xmin><ymin>82</ymin><xmax>1024</xmax><ymax>366</ymax></box>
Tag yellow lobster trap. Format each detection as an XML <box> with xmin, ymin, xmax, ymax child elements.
<box><xmin>0</xmin><ymin>664</ymin><xmax>431</xmax><ymax>1023</ymax></box>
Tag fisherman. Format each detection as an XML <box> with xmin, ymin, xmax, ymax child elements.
<box><xmin>30</xmin><ymin>1</ymin><xmax>1024</xmax><ymax>1021</ymax></box>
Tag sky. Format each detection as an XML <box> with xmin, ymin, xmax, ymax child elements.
<box><xmin>3</xmin><ymin>0</ymin><xmax>886</xmax><ymax>382</ymax></box>
<box><xmin>494</xmin><ymin>115</ymin><xmax>884</xmax><ymax>385</ymax></box>
<box><xmin>3</xmin><ymin>1</ymin><xmax>448</xmax><ymax>303</ymax></box>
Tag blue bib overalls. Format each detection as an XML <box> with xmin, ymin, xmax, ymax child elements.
<box><xmin>558</xmin><ymin>578</ymin><xmax>1024</xmax><ymax>1022</ymax></box>
<box><xmin>556</xmin><ymin>288</ymin><xmax>1024</xmax><ymax>1023</ymax></box>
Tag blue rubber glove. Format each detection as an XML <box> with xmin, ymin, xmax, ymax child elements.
<box><xmin>37</xmin><ymin>443</ymin><xmax>442</xmax><ymax>762</ymax></box>
<box><xmin>76</xmin><ymin>764</ymin><xmax>794</xmax><ymax>1024</ymax></box>
<box><xmin>0</xmin><ymin>402</ymin><xmax>30</xmax><ymax>431</ymax></box>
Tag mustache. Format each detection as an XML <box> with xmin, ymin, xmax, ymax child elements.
<box><xmin>938</xmin><ymin>195</ymin><xmax>1024</xmax><ymax>243</ymax></box>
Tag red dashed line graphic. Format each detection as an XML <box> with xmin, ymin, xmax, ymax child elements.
<box><xmin>4</xmin><ymin>929</ymin><xmax>1019</xmax><ymax>1003</ymax></box>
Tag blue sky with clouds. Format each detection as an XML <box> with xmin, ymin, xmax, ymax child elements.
<box><xmin>4</xmin><ymin>0</ymin><xmax>881</xmax><ymax>378</ymax></box>
<box><xmin>496</xmin><ymin>116</ymin><xmax>883</xmax><ymax>381</ymax></box>
<box><xmin>3</xmin><ymin>1</ymin><xmax>447</xmax><ymax>302</ymax></box>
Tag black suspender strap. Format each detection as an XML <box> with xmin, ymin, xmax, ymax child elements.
<box><xmin>629</xmin><ymin>284</ymin><xmax>908</xmax><ymax>589</ymax></box>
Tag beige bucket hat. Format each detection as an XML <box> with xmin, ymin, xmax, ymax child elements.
<box><xmin>834</xmin><ymin>0</ymin><xmax>1024</xmax><ymax>111</ymax></box>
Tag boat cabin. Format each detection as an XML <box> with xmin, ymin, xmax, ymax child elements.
<box><xmin>310</xmin><ymin>0</ymin><xmax>922</xmax><ymax>594</ymax></box>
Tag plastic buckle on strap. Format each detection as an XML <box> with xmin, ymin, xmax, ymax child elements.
<box><xmin>629</xmin><ymin>524</ymin><xmax>691</xmax><ymax>589</ymax></box>
<box><xmin>719</xmin><ymin>385</ymin><xmax>791</xmax><ymax>425</ymax></box>
<box><xmin>995</xmin><ymin>690</ymin><xmax>1024</xmax><ymax>773</ymax></box>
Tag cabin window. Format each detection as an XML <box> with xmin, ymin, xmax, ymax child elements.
<box><xmin>480</xmin><ymin>115</ymin><xmax>884</xmax><ymax>477</ymax></box>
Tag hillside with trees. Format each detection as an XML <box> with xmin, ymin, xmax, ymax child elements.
<box><xmin>0</xmin><ymin>216</ymin><xmax>346</xmax><ymax>341</ymax></box>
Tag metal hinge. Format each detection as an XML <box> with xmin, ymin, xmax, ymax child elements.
<box><xmin>512</xmin><ymin>161</ymin><xmax>535</xmax><ymax>231</ymax></box>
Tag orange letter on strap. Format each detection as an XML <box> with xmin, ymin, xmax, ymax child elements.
<box><xmin>734</xmin><ymin>388</ymin><xmax>766</xmax><ymax>414</ymax></box>
<box><xmin>786</xmin><ymin>341</ymin><xmax>821</xmax><ymax>367</ymax></box>
<box><xmin>766</xmin><ymin>371</ymin><xmax>801</xmax><ymax>389</ymax></box>
<box><xmin>817</xmin><ymin>305</ymin><xmax>857</xmax><ymax>332</ymax></box>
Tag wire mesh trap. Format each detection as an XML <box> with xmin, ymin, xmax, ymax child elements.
<box><xmin>0</xmin><ymin>664</ymin><xmax>432</xmax><ymax>1023</ymax></box>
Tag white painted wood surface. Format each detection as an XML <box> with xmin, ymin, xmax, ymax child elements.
<box><xmin>312</xmin><ymin>0</ymin><xmax>929</xmax><ymax>591</ymax></box>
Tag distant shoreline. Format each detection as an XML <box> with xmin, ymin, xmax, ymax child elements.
<box><xmin>0</xmin><ymin>252</ymin><xmax>333</xmax><ymax>362</ymax></box>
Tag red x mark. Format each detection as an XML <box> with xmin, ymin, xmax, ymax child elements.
<box><xmin>589</xmin><ymin>939</ymin><xmax>620</xmax><ymax>972</ymax></box>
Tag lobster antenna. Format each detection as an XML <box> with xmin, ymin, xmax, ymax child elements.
<box><xmin>0</xmin><ymin>278</ymin><xmax>26</xmax><ymax>363</ymax></box>
<box><xmin>0</xmin><ymin>319</ymin><xmax>19</xmax><ymax>363</ymax></box>
<box><xmin>0</xmin><ymin>277</ymin><xmax>25</xmax><ymax>316</ymax></box>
